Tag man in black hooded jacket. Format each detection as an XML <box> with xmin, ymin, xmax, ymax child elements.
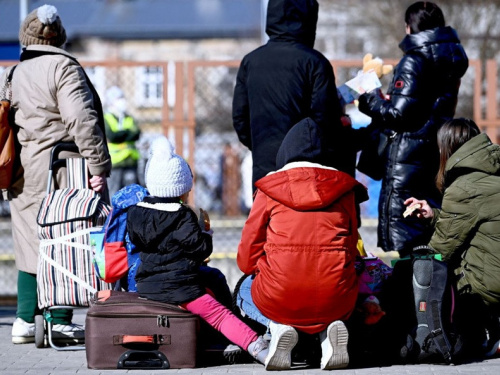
<box><xmin>233</xmin><ymin>0</ymin><xmax>349</xmax><ymax>189</ymax></box>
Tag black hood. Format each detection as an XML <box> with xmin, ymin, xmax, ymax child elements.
<box><xmin>276</xmin><ymin>117</ymin><xmax>328</xmax><ymax>169</ymax></box>
<box><xmin>266</xmin><ymin>0</ymin><xmax>318</xmax><ymax>47</ymax></box>
<box><xmin>399</xmin><ymin>26</ymin><xmax>468</xmax><ymax>79</ymax></box>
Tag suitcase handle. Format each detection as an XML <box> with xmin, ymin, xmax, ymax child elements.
<box><xmin>114</xmin><ymin>334</ymin><xmax>171</xmax><ymax>345</ymax></box>
<box><xmin>117</xmin><ymin>350</ymin><xmax>170</xmax><ymax>369</ymax></box>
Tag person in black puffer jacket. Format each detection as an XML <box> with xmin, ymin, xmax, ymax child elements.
<box><xmin>357</xmin><ymin>1</ymin><xmax>468</xmax><ymax>256</ymax></box>
<box><xmin>233</xmin><ymin>0</ymin><xmax>351</xmax><ymax>190</ymax></box>
<box><xmin>127</xmin><ymin>136</ymin><xmax>269</xmax><ymax>364</ymax></box>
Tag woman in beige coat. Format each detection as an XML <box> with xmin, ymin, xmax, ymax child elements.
<box><xmin>1</xmin><ymin>5</ymin><xmax>111</xmax><ymax>344</ymax></box>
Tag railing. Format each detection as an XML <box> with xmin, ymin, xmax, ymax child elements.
<box><xmin>1</xmin><ymin>57</ymin><xmax>498</xmax><ymax>171</ymax></box>
<box><xmin>0</xmin><ymin>57</ymin><xmax>498</xmax><ymax>296</ymax></box>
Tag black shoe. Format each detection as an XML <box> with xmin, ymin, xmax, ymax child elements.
<box><xmin>223</xmin><ymin>344</ymin><xmax>244</xmax><ymax>364</ymax></box>
<box><xmin>400</xmin><ymin>334</ymin><xmax>419</xmax><ymax>363</ymax></box>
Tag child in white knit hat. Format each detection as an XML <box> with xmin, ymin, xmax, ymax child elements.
<box><xmin>126</xmin><ymin>136</ymin><xmax>269</xmax><ymax>364</ymax></box>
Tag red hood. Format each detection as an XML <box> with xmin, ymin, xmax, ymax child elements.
<box><xmin>255</xmin><ymin>163</ymin><xmax>365</xmax><ymax>211</ymax></box>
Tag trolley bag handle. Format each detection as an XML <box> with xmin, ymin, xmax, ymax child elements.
<box><xmin>113</xmin><ymin>334</ymin><xmax>171</xmax><ymax>345</ymax></box>
<box><xmin>45</xmin><ymin>142</ymin><xmax>88</xmax><ymax>194</ymax></box>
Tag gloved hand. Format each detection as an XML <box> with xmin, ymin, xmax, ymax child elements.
<box><xmin>358</xmin><ymin>88</ymin><xmax>385</xmax><ymax>114</ymax></box>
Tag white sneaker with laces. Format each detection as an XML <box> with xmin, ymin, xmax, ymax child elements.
<box><xmin>265</xmin><ymin>322</ymin><xmax>298</xmax><ymax>370</ymax></box>
<box><xmin>51</xmin><ymin>323</ymin><xmax>85</xmax><ymax>341</ymax></box>
<box><xmin>11</xmin><ymin>317</ymin><xmax>35</xmax><ymax>344</ymax></box>
<box><xmin>319</xmin><ymin>320</ymin><xmax>349</xmax><ymax>370</ymax></box>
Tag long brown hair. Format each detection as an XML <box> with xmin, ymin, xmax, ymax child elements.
<box><xmin>436</xmin><ymin>118</ymin><xmax>481</xmax><ymax>192</ymax></box>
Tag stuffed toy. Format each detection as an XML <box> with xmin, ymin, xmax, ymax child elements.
<box><xmin>340</xmin><ymin>53</ymin><xmax>392</xmax><ymax>106</ymax></box>
<box><xmin>362</xmin><ymin>53</ymin><xmax>393</xmax><ymax>79</ymax></box>
<box><xmin>350</xmin><ymin>53</ymin><xmax>393</xmax><ymax>107</ymax></box>
<box><xmin>360</xmin><ymin>295</ymin><xmax>386</xmax><ymax>325</ymax></box>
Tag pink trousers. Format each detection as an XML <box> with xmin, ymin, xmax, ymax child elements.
<box><xmin>182</xmin><ymin>293</ymin><xmax>258</xmax><ymax>350</ymax></box>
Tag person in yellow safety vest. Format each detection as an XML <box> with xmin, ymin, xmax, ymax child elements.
<box><xmin>104</xmin><ymin>86</ymin><xmax>141</xmax><ymax>197</ymax></box>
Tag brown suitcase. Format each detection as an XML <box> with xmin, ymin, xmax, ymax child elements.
<box><xmin>85</xmin><ymin>290</ymin><xmax>199</xmax><ymax>369</ymax></box>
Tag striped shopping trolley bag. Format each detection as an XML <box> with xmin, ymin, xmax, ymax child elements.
<box><xmin>35</xmin><ymin>143</ymin><xmax>112</xmax><ymax>349</ymax></box>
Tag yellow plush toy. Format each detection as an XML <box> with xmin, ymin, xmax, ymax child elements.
<box><xmin>362</xmin><ymin>53</ymin><xmax>393</xmax><ymax>79</ymax></box>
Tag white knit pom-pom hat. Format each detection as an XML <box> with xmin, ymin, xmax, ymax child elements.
<box><xmin>145</xmin><ymin>136</ymin><xmax>193</xmax><ymax>198</ymax></box>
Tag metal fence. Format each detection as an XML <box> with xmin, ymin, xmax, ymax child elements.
<box><xmin>0</xmin><ymin>57</ymin><xmax>498</xmax><ymax>296</ymax></box>
<box><xmin>0</xmin><ymin>217</ymin><xmax>381</xmax><ymax>295</ymax></box>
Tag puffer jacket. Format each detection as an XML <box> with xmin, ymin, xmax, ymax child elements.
<box><xmin>429</xmin><ymin>133</ymin><xmax>500</xmax><ymax>305</ymax></box>
<box><xmin>238</xmin><ymin>166</ymin><xmax>365</xmax><ymax>334</ymax></box>
<box><xmin>358</xmin><ymin>26</ymin><xmax>468</xmax><ymax>253</ymax></box>
<box><xmin>232</xmin><ymin>0</ymin><xmax>347</xmax><ymax>187</ymax></box>
<box><xmin>237</xmin><ymin>117</ymin><xmax>367</xmax><ymax>334</ymax></box>
<box><xmin>127</xmin><ymin>196</ymin><xmax>212</xmax><ymax>305</ymax></box>
<box><xmin>2</xmin><ymin>44</ymin><xmax>111</xmax><ymax>273</ymax></box>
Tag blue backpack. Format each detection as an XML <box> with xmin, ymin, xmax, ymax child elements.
<box><xmin>92</xmin><ymin>184</ymin><xmax>147</xmax><ymax>291</ymax></box>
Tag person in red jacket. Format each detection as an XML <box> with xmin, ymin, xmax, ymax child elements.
<box><xmin>236</xmin><ymin>117</ymin><xmax>368</xmax><ymax>370</ymax></box>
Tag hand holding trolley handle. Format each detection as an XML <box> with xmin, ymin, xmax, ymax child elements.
<box><xmin>89</xmin><ymin>173</ymin><xmax>107</xmax><ymax>193</ymax></box>
<box><xmin>48</xmin><ymin>142</ymin><xmax>107</xmax><ymax>194</ymax></box>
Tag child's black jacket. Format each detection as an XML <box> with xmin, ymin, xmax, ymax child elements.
<box><xmin>127</xmin><ymin>196</ymin><xmax>212</xmax><ymax>305</ymax></box>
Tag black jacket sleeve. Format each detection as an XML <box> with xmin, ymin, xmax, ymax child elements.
<box><xmin>173</xmin><ymin>209</ymin><xmax>213</xmax><ymax>263</ymax></box>
<box><xmin>309</xmin><ymin>58</ymin><xmax>342</xmax><ymax>130</ymax></box>
<box><xmin>358</xmin><ymin>54</ymin><xmax>428</xmax><ymax>132</ymax></box>
<box><xmin>232</xmin><ymin>61</ymin><xmax>252</xmax><ymax>150</ymax></box>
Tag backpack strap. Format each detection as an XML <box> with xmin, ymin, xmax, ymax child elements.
<box><xmin>7</xmin><ymin>65</ymin><xmax>17</xmax><ymax>82</ymax></box>
<box><xmin>1</xmin><ymin>65</ymin><xmax>17</xmax><ymax>101</ymax></box>
<box><xmin>6</xmin><ymin>65</ymin><xmax>17</xmax><ymax>94</ymax></box>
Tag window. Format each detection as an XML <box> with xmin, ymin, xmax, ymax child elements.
<box><xmin>135</xmin><ymin>66</ymin><xmax>164</xmax><ymax>107</ymax></box>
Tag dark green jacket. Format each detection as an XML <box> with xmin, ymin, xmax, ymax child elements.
<box><xmin>429</xmin><ymin>133</ymin><xmax>500</xmax><ymax>304</ymax></box>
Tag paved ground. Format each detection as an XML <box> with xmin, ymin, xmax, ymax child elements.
<box><xmin>1</xmin><ymin>218</ymin><xmax>500</xmax><ymax>374</ymax></box>
<box><xmin>1</xmin><ymin>304</ymin><xmax>500</xmax><ymax>375</ymax></box>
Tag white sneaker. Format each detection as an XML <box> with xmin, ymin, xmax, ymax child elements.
<box><xmin>319</xmin><ymin>320</ymin><xmax>349</xmax><ymax>370</ymax></box>
<box><xmin>11</xmin><ymin>317</ymin><xmax>35</xmax><ymax>344</ymax></box>
<box><xmin>248</xmin><ymin>336</ymin><xmax>269</xmax><ymax>364</ymax></box>
<box><xmin>265</xmin><ymin>322</ymin><xmax>298</xmax><ymax>370</ymax></box>
<box><xmin>51</xmin><ymin>323</ymin><xmax>85</xmax><ymax>341</ymax></box>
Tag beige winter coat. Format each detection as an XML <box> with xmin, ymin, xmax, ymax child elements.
<box><xmin>1</xmin><ymin>45</ymin><xmax>111</xmax><ymax>274</ymax></box>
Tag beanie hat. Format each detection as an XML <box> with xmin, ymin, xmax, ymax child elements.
<box><xmin>145</xmin><ymin>136</ymin><xmax>193</xmax><ymax>198</ymax></box>
<box><xmin>19</xmin><ymin>5</ymin><xmax>67</xmax><ymax>47</ymax></box>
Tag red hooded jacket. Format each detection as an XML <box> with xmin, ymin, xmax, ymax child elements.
<box><xmin>237</xmin><ymin>162</ymin><xmax>364</xmax><ymax>334</ymax></box>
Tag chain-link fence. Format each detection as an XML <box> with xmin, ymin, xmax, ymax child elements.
<box><xmin>0</xmin><ymin>57</ymin><xmax>493</xmax><ymax>296</ymax></box>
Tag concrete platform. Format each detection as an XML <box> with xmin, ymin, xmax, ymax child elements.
<box><xmin>1</xmin><ymin>305</ymin><xmax>500</xmax><ymax>375</ymax></box>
